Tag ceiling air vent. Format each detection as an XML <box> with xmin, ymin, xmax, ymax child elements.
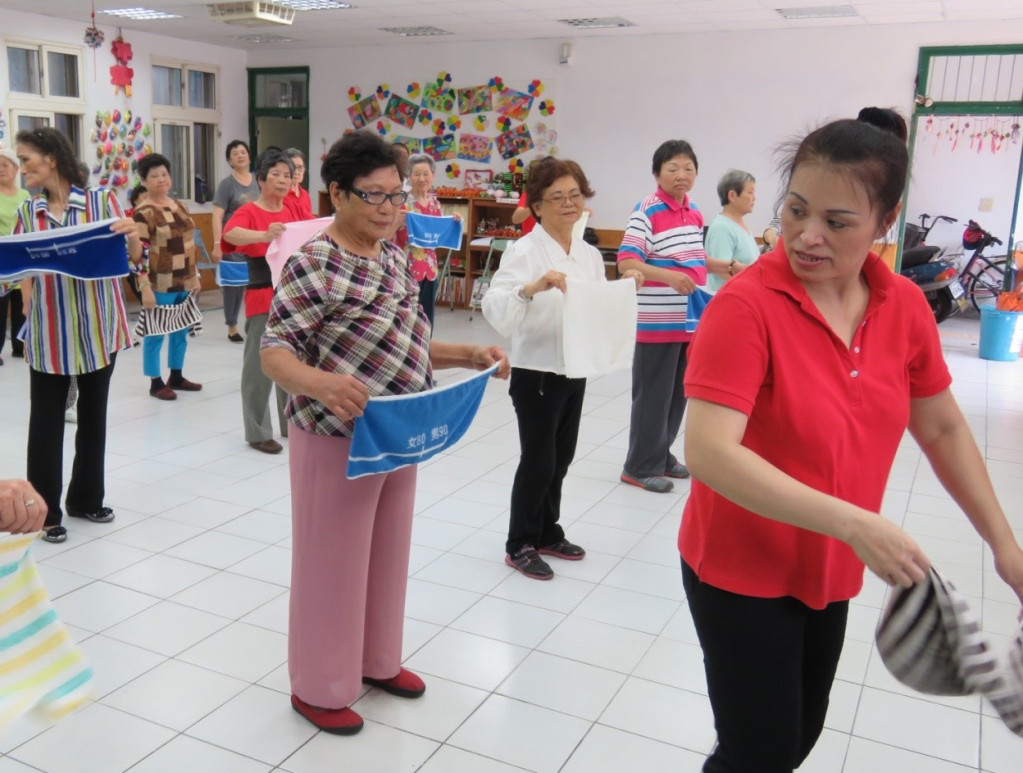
<box><xmin>207</xmin><ymin>1</ymin><xmax>296</xmax><ymax>26</ymax></box>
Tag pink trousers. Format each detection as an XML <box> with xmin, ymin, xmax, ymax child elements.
<box><xmin>288</xmin><ymin>426</ymin><xmax>417</xmax><ymax>709</ymax></box>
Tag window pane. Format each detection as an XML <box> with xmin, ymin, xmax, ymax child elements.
<box><xmin>254</xmin><ymin>72</ymin><xmax>307</xmax><ymax>109</ymax></box>
<box><xmin>188</xmin><ymin>70</ymin><xmax>216</xmax><ymax>110</ymax></box>
<box><xmin>152</xmin><ymin>65</ymin><xmax>182</xmax><ymax>106</ymax></box>
<box><xmin>46</xmin><ymin>51</ymin><xmax>79</xmax><ymax>98</ymax></box>
<box><xmin>8</xmin><ymin>47</ymin><xmax>41</xmax><ymax>94</ymax></box>
<box><xmin>192</xmin><ymin>123</ymin><xmax>217</xmax><ymax>202</ymax></box>
<box><xmin>16</xmin><ymin>114</ymin><xmax>50</xmax><ymax>132</ymax></box>
<box><xmin>158</xmin><ymin>124</ymin><xmax>191</xmax><ymax>199</ymax></box>
<box><xmin>54</xmin><ymin>114</ymin><xmax>81</xmax><ymax>160</ymax></box>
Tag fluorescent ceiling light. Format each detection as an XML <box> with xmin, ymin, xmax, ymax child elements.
<box><xmin>558</xmin><ymin>16</ymin><xmax>635</xmax><ymax>29</ymax></box>
<box><xmin>102</xmin><ymin>7</ymin><xmax>182</xmax><ymax>20</ymax></box>
<box><xmin>776</xmin><ymin>4</ymin><xmax>858</xmax><ymax>20</ymax></box>
<box><xmin>380</xmin><ymin>26</ymin><xmax>453</xmax><ymax>36</ymax></box>
<box><xmin>237</xmin><ymin>33</ymin><xmax>294</xmax><ymax>42</ymax></box>
<box><xmin>277</xmin><ymin>0</ymin><xmax>352</xmax><ymax>9</ymax></box>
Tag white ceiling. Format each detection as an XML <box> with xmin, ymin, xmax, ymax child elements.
<box><xmin>3</xmin><ymin>0</ymin><xmax>1023</xmax><ymax>50</ymax></box>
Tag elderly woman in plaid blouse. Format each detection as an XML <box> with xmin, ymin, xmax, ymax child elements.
<box><xmin>261</xmin><ymin>131</ymin><xmax>508</xmax><ymax>736</ymax></box>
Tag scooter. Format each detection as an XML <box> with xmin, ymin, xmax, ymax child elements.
<box><xmin>901</xmin><ymin>213</ymin><xmax>967</xmax><ymax>323</ymax></box>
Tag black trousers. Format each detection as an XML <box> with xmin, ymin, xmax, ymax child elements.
<box><xmin>418</xmin><ymin>277</ymin><xmax>436</xmax><ymax>335</ymax></box>
<box><xmin>28</xmin><ymin>357</ymin><xmax>116</xmax><ymax>527</ymax></box>
<box><xmin>506</xmin><ymin>368</ymin><xmax>585</xmax><ymax>555</ymax></box>
<box><xmin>682</xmin><ymin>560</ymin><xmax>848</xmax><ymax>773</ymax></box>
<box><xmin>0</xmin><ymin>289</ymin><xmax>25</xmax><ymax>354</ymax></box>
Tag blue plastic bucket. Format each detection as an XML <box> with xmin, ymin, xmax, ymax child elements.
<box><xmin>979</xmin><ymin>307</ymin><xmax>1023</xmax><ymax>361</ymax></box>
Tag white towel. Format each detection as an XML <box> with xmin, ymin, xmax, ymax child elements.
<box><xmin>560</xmin><ymin>278</ymin><xmax>637</xmax><ymax>379</ymax></box>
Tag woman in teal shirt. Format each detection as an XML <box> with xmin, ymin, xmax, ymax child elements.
<box><xmin>704</xmin><ymin>169</ymin><xmax>760</xmax><ymax>294</ymax></box>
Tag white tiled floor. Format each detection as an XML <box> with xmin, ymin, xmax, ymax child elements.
<box><xmin>2</xmin><ymin>298</ymin><xmax>1023</xmax><ymax>771</ymax></box>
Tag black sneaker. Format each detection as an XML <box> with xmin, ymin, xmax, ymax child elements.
<box><xmin>538</xmin><ymin>539</ymin><xmax>586</xmax><ymax>561</ymax></box>
<box><xmin>67</xmin><ymin>507</ymin><xmax>115</xmax><ymax>523</ymax></box>
<box><xmin>505</xmin><ymin>545</ymin><xmax>554</xmax><ymax>580</ymax></box>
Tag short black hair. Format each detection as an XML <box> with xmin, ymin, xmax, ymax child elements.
<box><xmin>322</xmin><ymin>131</ymin><xmax>399</xmax><ymax>193</ymax></box>
<box><xmin>137</xmin><ymin>153</ymin><xmax>171</xmax><ymax>181</ymax></box>
<box><xmin>225</xmin><ymin>139</ymin><xmax>250</xmax><ymax>163</ymax></box>
<box><xmin>652</xmin><ymin>139</ymin><xmax>698</xmax><ymax>176</ymax></box>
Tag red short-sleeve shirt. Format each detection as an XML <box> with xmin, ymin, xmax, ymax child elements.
<box><xmin>679</xmin><ymin>246</ymin><xmax>952</xmax><ymax>609</ymax></box>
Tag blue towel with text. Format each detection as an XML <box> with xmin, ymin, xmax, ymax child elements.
<box><xmin>347</xmin><ymin>365</ymin><xmax>496</xmax><ymax>478</ymax></box>
<box><xmin>0</xmin><ymin>218</ymin><xmax>128</xmax><ymax>281</ymax></box>
<box><xmin>404</xmin><ymin>213</ymin><xmax>464</xmax><ymax>251</ymax></box>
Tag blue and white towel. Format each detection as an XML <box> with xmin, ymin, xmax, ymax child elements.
<box><xmin>0</xmin><ymin>219</ymin><xmax>128</xmax><ymax>282</ymax></box>
<box><xmin>404</xmin><ymin>213</ymin><xmax>464</xmax><ymax>251</ymax></box>
<box><xmin>347</xmin><ymin>365</ymin><xmax>496</xmax><ymax>478</ymax></box>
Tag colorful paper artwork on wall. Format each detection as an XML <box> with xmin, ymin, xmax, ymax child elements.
<box><xmin>494</xmin><ymin>89</ymin><xmax>533</xmax><ymax>121</ymax></box>
<box><xmin>495</xmin><ymin>124</ymin><xmax>534</xmax><ymax>160</ymax></box>
<box><xmin>391</xmin><ymin>135</ymin><xmax>422</xmax><ymax>154</ymax></box>
<box><xmin>346</xmin><ymin>72</ymin><xmax>555</xmax><ymax>177</ymax></box>
<box><xmin>384</xmin><ymin>95</ymin><xmax>419</xmax><ymax>129</ymax></box>
<box><xmin>422</xmin><ymin>83</ymin><xmax>457</xmax><ymax>113</ymax></box>
<box><xmin>457</xmin><ymin>86</ymin><xmax>492</xmax><ymax>115</ymax></box>
<box><xmin>422</xmin><ymin>133</ymin><xmax>456</xmax><ymax>161</ymax></box>
<box><xmin>457</xmin><ymin>134</ymin><xmax>493</xmax><ymax>163</ymax></box>
<box><xmin>347</xmin><ymin>96</ymin><xmax>381</xmax><ymax>130</ymax></box>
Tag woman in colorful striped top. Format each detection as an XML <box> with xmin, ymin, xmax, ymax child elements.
<box><xmin>13</xmin><ymin>128</ymin><xmax>140</xmax><ymax>544</ymax></box>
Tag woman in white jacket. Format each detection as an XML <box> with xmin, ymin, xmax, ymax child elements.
<box><xmin>484</xmin><ymin>159</ymin><xmax>643</xmax><ymax>580</ymax></box>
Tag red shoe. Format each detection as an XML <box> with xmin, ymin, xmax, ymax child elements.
<box><xmin>362</xmin><ymin>668</ymin><xmax>426</xmax><ymax>698</ymax></box>
<box><xmin>168</xmin><ymin>377</ymin><xmax>202</xmax><ymax>392</ymax></box>
<box><xmin>150</xmin><ymin>386</ymin><xmax>177</xmax><ymax>401</ymax></box>
<box><xmin>291</xmin><ymin>695</ymin><xmax>363</xmax><ymax>735</ymax></box>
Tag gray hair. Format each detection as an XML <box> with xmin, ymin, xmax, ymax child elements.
<box><xmin>255</xmin><ymin>148</ymin><xmax>294</xmax><ymax>183</ymax></box>
<box><xmin>717</xmin><ymin>169</ymin><xmax>755</xmax><ymax>206</ymax></box>
<box><xmin>407</xmin><ymin>153</ymin><xmax>435</xmax><ymax>176</ymax></box>
<box><xmin>285</xmin><ymin>147</ymin><xmax>305</xmax><ymax>164</ymax></box>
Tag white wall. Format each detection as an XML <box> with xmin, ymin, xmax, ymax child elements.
<box><xmin>0</xmin><ymin>8</ymin><xmax>248</xmax><ymax>210</ymax></box>
<box><xmin>248</xmin><ymin>21</ymin><xmax>1023</xmax><ymax>232</ymax></box>
<box><xmin>907</xmin><ymin>114</ymin><xmax>1022</xmax><ymax>250</ymax></box>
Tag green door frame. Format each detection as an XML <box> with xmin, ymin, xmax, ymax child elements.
<box><xmin>898</xmin><ymin>44</ymin><xmax>1023</xmax><ymax>270</ymax></box>
<box><xmin>247</xmin><ymin>66</ymin><xmax>310</xmax><ymax>161</ymax></box>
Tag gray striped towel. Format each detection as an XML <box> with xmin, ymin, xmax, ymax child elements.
<box><xmin>876</xmin><ymin>567</ymin><xmax>1023</xmax><ymax>737</ymax></box>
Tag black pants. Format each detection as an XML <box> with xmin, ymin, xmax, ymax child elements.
<box><xmin>506</xmin><ymin>368</ymin><xmax>585</xmax><ymax>555</ymax></box>
<box><xmin>28</xmin><ymin>357</ymin><xmax>116</xmax><ymax>527</ymax></box>
<box><xmin>682</xmin><ymin>560</ymin><xmax>848</xmax><ymax>773</ymax></box>
<box><xmin>0</xmin><ymin>289</ymin><xmax>25</xmax><ymax>355</ymax></box>
<box><xmin>418</xmin><ymin>277</ymin><xmax>436</xmax><ymax>335</ymax></box>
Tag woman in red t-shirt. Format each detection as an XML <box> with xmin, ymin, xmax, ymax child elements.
<box><xmin>222</xmin><ymin>149</ymin><xmax>296</xmax><ymax>455</ymax></box>
<box><xmin>680</xmin><ymin>116</ymin><xmax>1023</xmax><ymax>771</ymax></box>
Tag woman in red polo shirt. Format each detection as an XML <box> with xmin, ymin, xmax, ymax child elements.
<box><xmin>680</xmin><ymin>117</ymin><xmax>1023</xmax><ymax>772</ymax></box>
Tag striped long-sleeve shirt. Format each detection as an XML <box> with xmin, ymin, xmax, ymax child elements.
<box><xmin>617</xmin><ymin>188</ymin><xmax>707</xmax><ymax>343</ymax></box>
<box><xmin>14</xmin><ymin>188</ymin><xmax>133</xmax><ymax>375</ymax></box>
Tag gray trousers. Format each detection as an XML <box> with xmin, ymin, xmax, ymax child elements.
<box><xmin>242</xmin><ymin>312</ymin><xmax>288</xmax><ymax>443</ymax></box>
<box><xmin>223</xmin><ymin>285</ymin><xmax>244</xmax><ymax>328</ymax></box>
<box><xmin>624</xmin><ymin>341</ymin><xmax>689</xmax><ymax>478</ymax></box>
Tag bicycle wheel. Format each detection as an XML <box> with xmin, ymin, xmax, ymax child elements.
<box><xmin>967</xmin><ymin>258</ymin><xmax>1007</xmax><ymax>312</ymax></box>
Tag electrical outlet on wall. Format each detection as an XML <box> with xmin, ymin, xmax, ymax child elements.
<box><xmin>979</xmin><ymin>197</ymin><xmax>994</xmax><ymax>212</ymax></box>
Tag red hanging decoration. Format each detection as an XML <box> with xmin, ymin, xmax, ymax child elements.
<box><xmin>109</xmin><ymin>31</ymin><xmax>134</xmax><ymax>97</ymax></box>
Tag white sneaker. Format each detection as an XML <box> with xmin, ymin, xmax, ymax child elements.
<box><xmin>65</xmin><ymin>409</ymin><xmax>77</xmax><ymax>424</ymax></box>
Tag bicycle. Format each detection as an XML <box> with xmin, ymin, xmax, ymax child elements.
<box><xmin>957</xmin><ymin>221</ymin><xmax>1005</xmax><ymax>312</ymax></box>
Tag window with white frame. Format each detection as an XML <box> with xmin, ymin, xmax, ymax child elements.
<box><xmin>5</xmin><ymin>40</ymin><xmax>85</xmax><ymax>158</ymax></box>
<box><xmin>151</xmin><ymin>60</ymin><xmax>220</xmax><ymax>203</ymax></box>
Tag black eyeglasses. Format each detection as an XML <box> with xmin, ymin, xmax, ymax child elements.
<box><xmin>349</xmin><ymin>186</ymin><xmax>408</xmax><ymax>206</ymax></box>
